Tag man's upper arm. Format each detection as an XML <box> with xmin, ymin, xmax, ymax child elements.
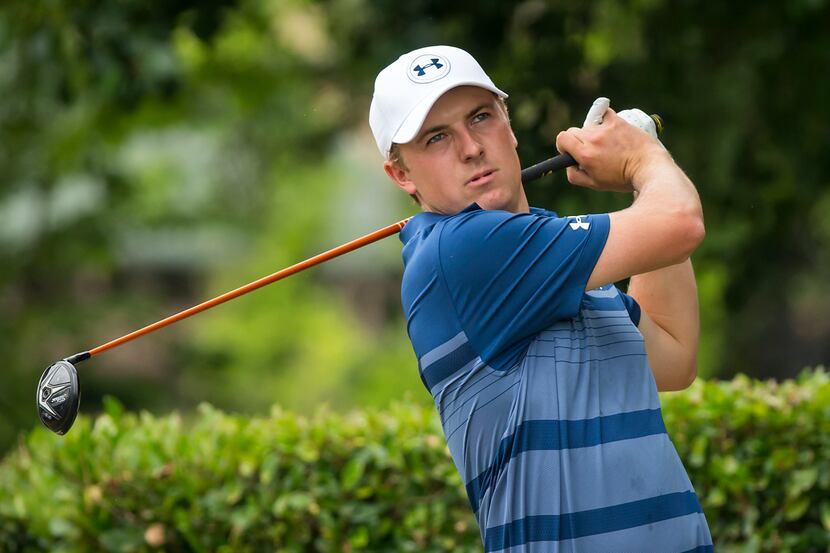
<box><xmin>635</xmin><ymin>307</ymin><xmax>697</xmax><ymax>391</ymax></box>
<box><xmin>586</xmin><ymin>206</ymin><xmax>705</xmax><ymax>291</ymax></box>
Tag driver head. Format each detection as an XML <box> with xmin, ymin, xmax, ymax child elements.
<box><xmin>37</xmin><ymin>360</ymin><xmax>81</xmax><ymax>435</ymax></box>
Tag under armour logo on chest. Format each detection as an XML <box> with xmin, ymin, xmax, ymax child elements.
<box><xmin>569</xmin><ymin>216</ymin><xmax>590</xmax><ymax>230</ymax></box>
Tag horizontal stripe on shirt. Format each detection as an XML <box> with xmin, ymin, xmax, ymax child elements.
<box><xmin>421</xmin><ymin>339</ymin><xmax>479</xmax><ymax>391</ymax></box>
<box><xmin>484</xmin><ymin>490</ymin><xmax>704</xmax><ymax>552</ymax></box>
<box><xmin>482</xmin><ymin>434</ymin><xmax>696</xmax><ymax>525</ymax></box>
<box><xmin>489</xmin><ymin>512</ymin><xmax>712</xmax><ymax>553</ymax></box>
<box><xmin>466</xmin><ymin>409</ymin><xmax>667</xmax><ymax>513</ymax></box>
<box><xmin>681</xmin><ymin>546</ymin><xmax>716</xmax><ymax>553</ymax></box>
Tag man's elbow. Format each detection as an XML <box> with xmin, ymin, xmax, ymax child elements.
<box><xmin>667</xmin><ymin>208</ymin><xmax>705</xmax><ymax>264</ymax></box>
<box><xmin>679</xmin><ymin>359</ymin><xmax>699</xmax><ymax>389</ymax></box>
<box><xmin>690</xmin><ymin>208</ymin><xmax>705</xmax><ymax>244</ymax></box>
<box><xmin>661</xmin><ymin>358</ymin><xmax>698</xmax><ymax>392</ymax></box>
<box><xmin>687</xmin><ymin>211</ymin><xmax>706</xmax><ymax>251</ymax></box>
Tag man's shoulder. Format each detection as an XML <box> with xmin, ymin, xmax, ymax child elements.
<box><xmin>403</xmin><ymin>205</ymin><xmax>573</xmax><ymax>275</ymax></box>
<box><xmin>433</xmin><ymin>205</ymin><xmax>555</xmax><ymax>238</ymax></box>
<box><xmin>401</xmin><ymin>206</ymin><xmax>511</xmax><ymax>283</ymax></box>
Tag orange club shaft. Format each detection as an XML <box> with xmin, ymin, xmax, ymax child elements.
<box><xmin>79</xmin><ymin>217</ymin><xmax>412</xmax><ymax>360</ymax></box>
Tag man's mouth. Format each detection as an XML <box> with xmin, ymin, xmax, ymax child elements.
<box><xmin>467</xmin><ymin>169</ymin><xmax>497</xmax><ymax>186</ymax></box>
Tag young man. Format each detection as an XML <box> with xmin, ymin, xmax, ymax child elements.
<box><xmin>370</xmin><ymin>45</ymin><xmax>713</xmax><ymax>552</ymax></box>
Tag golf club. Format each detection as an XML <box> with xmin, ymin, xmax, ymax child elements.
<box><xmin>36</xmin><ymin>114</ymin><xmax>664</xmax><ymax>435</ymax></box>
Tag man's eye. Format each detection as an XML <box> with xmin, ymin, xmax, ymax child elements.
<box><xmin>472</xmin><ymin>112</ymin><xmax>491</xmax><ymax>123</ymax></box>
<box><xmin>427</xmin><ymin>133</ymin><xmax>446</xmax><ymax>145</ymax></box>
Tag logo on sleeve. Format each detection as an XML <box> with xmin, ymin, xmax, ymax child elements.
<box><xmin>569</xmin><ymin>216</ymin><xmax>590</xmax><ymax>230</ymax></box>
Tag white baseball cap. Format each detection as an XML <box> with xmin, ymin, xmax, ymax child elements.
<box><xmin>369</xmin><ymin>45</ymin><xmax>508</xmax><ymax>159</ymax></box>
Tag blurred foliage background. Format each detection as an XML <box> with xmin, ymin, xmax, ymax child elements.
<box><xmin>3</xmin><ymin>374</ymin><xmax>829</xmax><ymax>551</ymax></box>
<box><xmin>1</xmin><ymin>0</ymin><xmax>829</xmax><ymax>455</ymax></box>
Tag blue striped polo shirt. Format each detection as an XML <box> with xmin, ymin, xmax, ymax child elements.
<box><xmin>399</xmin><ymin>204</ymin><xmax>713</xmax><ymax>552</ymax></box>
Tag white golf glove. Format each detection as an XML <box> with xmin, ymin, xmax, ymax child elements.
<box><xmin>582</xmin><ymin>97</ymin><xmax>611</xmax><ymax>127</ymax></box>
<box><xmin>583</xmin><ymin>97</ymin><xmax>665</xmax><ymax>147</ymax></box>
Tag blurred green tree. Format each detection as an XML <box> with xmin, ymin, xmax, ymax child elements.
<box><xmin>2</xmin><ymin>0</ymin><xmax>829</xmax><ymax>455</ymax></box>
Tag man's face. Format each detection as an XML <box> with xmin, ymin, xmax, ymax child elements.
<box><xmin>384</xmin><ymin>86</ymin><xmax>528</xmax><ymax>215</ymax></box>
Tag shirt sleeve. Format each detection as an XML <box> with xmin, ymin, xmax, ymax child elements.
<box><xmin>619</xmin><ymin>291</ymin><xmax>642</xmax><ymax>326</ymax></box>
<box><xmin>438</xmin><ymin>209</ymin><xmax>610</xmax><ymax>365</ymax></box>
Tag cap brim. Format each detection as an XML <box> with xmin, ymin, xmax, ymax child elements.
<box><xmin>391</xmin><ymin>82</ymin><xmax>508</xmax><ymax>146</ymax></box>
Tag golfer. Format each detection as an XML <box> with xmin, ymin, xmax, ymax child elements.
<box><xmin>370</xmin><ymin>46</ymin><xmax>713</xmax><ymax>551</ymax></box>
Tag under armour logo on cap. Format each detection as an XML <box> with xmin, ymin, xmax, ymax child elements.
<box><xmin>412</xmin><ymin>58</ymin><xmax>443</xmax><ymax>76</ymax></box>
<box><xmin>408</xmin><ymin>54</ymin><xmax>451</xmax><ymax>83</ymax></box>
<box><xmin>569</xmin><ymin>216</ymin><xmax>590</xmax><ymax>230</ymax></box>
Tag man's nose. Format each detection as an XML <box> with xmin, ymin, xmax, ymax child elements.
<box><xmin>456</xmin><ymin>127</ymin><xmax>484</xmax><ymax>161</ymax></box>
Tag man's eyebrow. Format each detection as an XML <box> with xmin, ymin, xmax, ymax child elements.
<box><xmin>415</xmin><ymin>123</ymin><xmax>447</xmax><ymax>144</ymax></box>
<box><xmin>415</xmin><ymin>103</ymin><xmax>491</xmax><ymax>143</ymax></box>
<box><xmin>465</xmin><ymin>103</ymin><xmax>490</xmax><ymax>119</ymax></box>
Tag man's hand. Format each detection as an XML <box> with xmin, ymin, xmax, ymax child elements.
<box><xmin>555</xmin><ymin>108</ymin><xmax>669</xmax><ymax>193</ymax></box>
<box><xmin>575</xmin><ymin>96</ymin><xmax>704</xmax><ymax>291</ymax></box>
<box><xmin>616</xmin><ymin>108</ymin><xmax>664</xmax><ymax>144</ymax></box>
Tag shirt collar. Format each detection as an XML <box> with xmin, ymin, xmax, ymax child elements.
<box><xmin>399</xmin><ymin>203</ymin><xmax>558</xmax><ymax>243</ymax></box>
<box><xmin>400</xmin><ymin>203</ymin><xmax>482</xmax><ymax>244</ymax></box>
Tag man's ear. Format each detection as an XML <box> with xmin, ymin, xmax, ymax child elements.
<box><xmin>383</xmin><ymin>160</ymin><xmax>418</xmax><ymax>196</ymax></box>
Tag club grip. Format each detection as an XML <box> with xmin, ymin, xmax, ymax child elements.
<box><xmin>521</xmin><ymin>113</ymin><xmax>664</xmax><ymax>184</ymax></box>
<box><xmin>520</xmin><ymin>154</ymin><xmax>576</xmax><ymax>183</ymax></box>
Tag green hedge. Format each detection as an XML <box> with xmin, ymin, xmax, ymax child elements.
<box><xmin>1</xmin><ymin>370</ymin><xmax>828</xmax><ymax>552</ymax></box>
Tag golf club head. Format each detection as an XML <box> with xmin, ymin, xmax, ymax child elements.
<box><xmin>37</xmin><ymin>360</ymin><xmax>81</xmax><ymax>435</ymax></box>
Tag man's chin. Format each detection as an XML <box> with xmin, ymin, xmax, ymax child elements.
<box><xmin>477</xmin><ymin>192</ymin><xmax>515</xmax><ymax>213</ymax></box>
